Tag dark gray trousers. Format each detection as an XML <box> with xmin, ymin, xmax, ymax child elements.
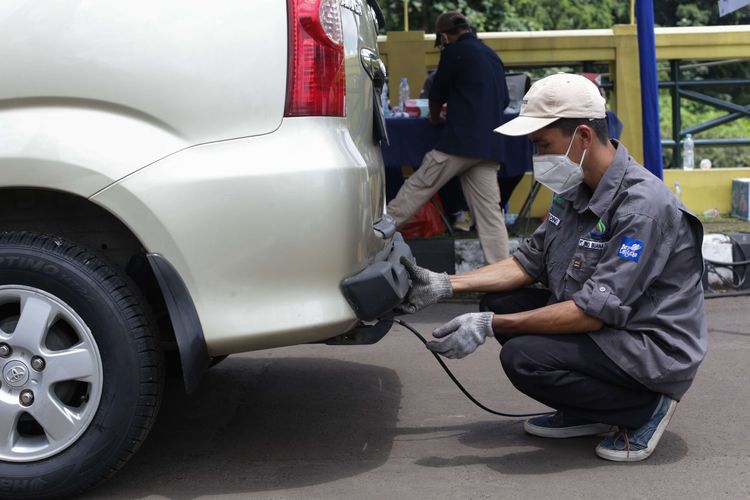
<box><xmin>480</xmin><ymin>289</ymin><xmax>660</xmax><ymax>429</ymax></box>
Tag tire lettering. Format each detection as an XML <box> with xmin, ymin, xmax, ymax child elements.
<box><xmin>43</xmin><ymin>263</ymin><xmax>59</xmax><ymax>276</ymax></box>
<box><xmin>0</xmin><ymin>478</ymin><xmax>48</xmax><ymax>492</ymax></box>
<box><xmin>26</xmin><ymin>258</ymin><xmax>45</xmax><ymax>272</ymax></box>
<box><xmin>0</xmin><ymin>256</ymin><xmax>92</xmax><ymax>301</ymax></box>
<box><xmin>0</xmin><ymin>256</ymin><xmax>19</xmax><ymax>266</ymax></box>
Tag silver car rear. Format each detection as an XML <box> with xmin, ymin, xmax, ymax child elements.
<box><xmin>0</xmin><ymin>1</ymin><xmax>408</xmax><ymax>496</ymax></box>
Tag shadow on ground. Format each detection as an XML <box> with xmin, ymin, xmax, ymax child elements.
<box><xmin>90</xmin><ymin>356</ymin><xmax>402</xmax><ymax>498</ymax></box>
<box><xmin>410</xmin><ymin>419</ymin><xmax>688</xmax><ymax>473</ymax></box>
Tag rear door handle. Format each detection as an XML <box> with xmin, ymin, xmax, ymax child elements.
<box><xmin>360</xmin><ymin>48</ymin><xmax>386</xmax><ymax>92</ymax></box>
<box><xmin>360</xmin><ymin>48</ymin><xmax>389</xmax><ymax>145</ymax></box>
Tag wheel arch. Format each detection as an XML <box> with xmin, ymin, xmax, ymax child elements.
<box><xmin>0</xmin><ymin>187</ymin><xmax>208</xmax><ymax>393</ymax></box>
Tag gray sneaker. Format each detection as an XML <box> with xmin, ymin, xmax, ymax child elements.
<box><xmin>595</xmin><ymin>395</ymin><xmax>677</xmax><ymax>462</ymax></box>
<box><xmin>524</xmin><ymin>412</ymin><xmax>616</xmax><ymax>438</ymax></box>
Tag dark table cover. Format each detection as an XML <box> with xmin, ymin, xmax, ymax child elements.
<box><xmin>380</xmin><ymin>111</ymin><xmax>622</xmax><ymax>177</ymax></box>
<box><xmin>381</xmin><ymin>114</ymin><xmax>532</xmax><ymax>177</ymax></box>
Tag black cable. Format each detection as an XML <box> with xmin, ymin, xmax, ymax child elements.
<box><xmin>705</xmin><ymin>257</ymin><xmax>749</xmax><ymax>289</ymax></box>
<box><xmin>701</xmin><ymin>233</ymin><xmax>750</xmax><ymax>294</ymax></box>
<box><xmin>705</xmin><ymin>260</ymin><xmax>745</xmax><ymax>289</ymax></box>
<box><xmin>729</xmin><ymin>233</ymin><xmax>748</xmax><ymax>288</ymax></box>
<box><xmin>705</xmin><ymin>289</ymin><xmax>750</xmax><ymax>299</ymax></box>
<box><xmin>705</xmin><ymin>258</ymin><xmax>750</xmax><ymax>266</ymax></box>
<box><xmin>394</xmin><ymin>318</ymin><xmax>552</xmax><ymax>418</ymax></box>
<box><xmin>703</xmin><ymin>235</ymin><xmax>749</xmax><ymax>290</ymax></box>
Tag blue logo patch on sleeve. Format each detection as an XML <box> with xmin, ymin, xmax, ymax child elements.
<box><xmin>617</xmin><ymin>236</ymin><xmax>644</xmax><ymax>262</ymax></box>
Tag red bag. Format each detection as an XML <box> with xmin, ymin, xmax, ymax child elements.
<box><xmin>400</xmin><ymin>195</ymin><xmax>448</xmax><ymax>239</ymax></box>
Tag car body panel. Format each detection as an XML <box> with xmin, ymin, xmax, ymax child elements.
<box><xmin>2</xmin><ymin>0</ymin><xmax>393</xmax><ymax>355</ymax></box>
<box><xmin>342</xmin><ymin>1</ymin><xmax>387</xmax><ymax>223</ymax></box>
<box><xmin>93</xmin><ymin>116</ymin><xmax>389</xmax><ymax>355</ymax></box>
<box><xmin>0</xmin><ymin>102</ymin><xmax>188</xmax><ymax>196</ymax></box>
<box><xmin>0</xmin><ymin>1</ymin><xmax>287</xmax><ymax>144</ymax></box>
<box><xmin>0</xmin><ymin>0</ymin><xmax>287</xmax><ymax>195</ymax></box>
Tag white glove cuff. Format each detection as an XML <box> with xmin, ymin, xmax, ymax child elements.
<box><xmin>477</xmin><ymin>311</ymin><xmax>495</xmax><ymax>340</ymax></box>
<box><xmin>432</xmin><ymin>272</ymin><xmax>454</xmax><ymax>299</ymax></box>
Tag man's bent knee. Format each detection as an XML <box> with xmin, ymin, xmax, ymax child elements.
<box><xmin>499</xmin><ymin>337</ymin><xmax>534</xmax><ymax>386</ymax></box>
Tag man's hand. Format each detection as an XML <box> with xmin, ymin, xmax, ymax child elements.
<box><xmin>428</xmin><ymin>100</ymin><xmax>446</xmax><ymax>125</ymax></box>
<box><xmin>428</xmin><ymin>114</ymin><xmax>447</xmax><ymax>125</ymax></box>
<box><xmin>426</xmin><ymin>312</ymin><xmax>494</xmax><ymax>359</ymax></box>
<box><xmin>395</xmin><ymin>257</ymin><xmax>453</xmax><ymax>314</ymax></box>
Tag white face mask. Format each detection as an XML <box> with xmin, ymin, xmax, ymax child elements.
<box><xmin>532</xmin><ymin>128</ymin><xmax>587</xmax><ymax>194</ymax></box>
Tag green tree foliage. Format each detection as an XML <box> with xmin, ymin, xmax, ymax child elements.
<box><xmin>379</xmin><ymin>0</ymin><xmax>750</xmax><ymax>32</ymax></box>
<box><xmin>653</xmin><ymin>0</ymin><xmax>750</xmax><ymax>27</ymax></box>
<box><xmin>380</xmin><ymin>0</ymin><xmax>628</xmax><ymax>33</ymax></box>
<box><xmin>653</xmin><ymin>0</ymin><xmax>750</xmax><ymax>113</ymax></box>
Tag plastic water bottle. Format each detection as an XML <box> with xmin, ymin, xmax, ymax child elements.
<box><xmin>381</xmin><ymin>81</ymin><xmax>391</xmax><ymax>117</ymax></box>
<box><xmin>399</xmin><ymin>77</ymin><xmax>410</xmax><ymax>110</ymax></box>
<box><xmin>674</xmin><ymin>181</ymin><xmax>682</xmax><ymax>200</ymax></box>
<box><xmin>682</xmin><ymin>134</ymin><xmax>695</xmax><ymax>170</ymax></box>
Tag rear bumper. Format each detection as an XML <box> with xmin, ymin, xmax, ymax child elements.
<box><xmin>341</xmin><ymin>230</ymin><xmax>412</xmax><ymax>322</ymax></box>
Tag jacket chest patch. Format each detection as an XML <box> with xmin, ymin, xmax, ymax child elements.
<box><xmin>578</xmin><ymin>238</ymin><xmax>606</xmax><ymax>250</ymax></box>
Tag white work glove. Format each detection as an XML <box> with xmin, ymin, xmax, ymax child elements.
<box><xmin>426</xmin><ymin>312</ymin><xmax>495</xmax><ymax>359</ymax></box>
<box><xmin>396</xmin><ymin>257</ymin><xmax>453</xmax><ymax>314</ymax></box>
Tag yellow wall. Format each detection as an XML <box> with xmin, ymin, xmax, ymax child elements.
<box><xmin>506</xmin><ymin>168</ymin><xmax>750</xmax><ymax>218</ymax></box>
<box><xmin>378</xmin><ymin>25</ymin><xmax>750</xmax><ymax>167</ymax></box>
<box><xmin>664</xmin><ymin>168</ymin><xmax>750</xmax><ymax>214</ymax></box>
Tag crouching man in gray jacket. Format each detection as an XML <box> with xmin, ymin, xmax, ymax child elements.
<box><xmin>397</xmin><ymin>73</ymin><xmax>707</xmax><ymax>462</ymax></box>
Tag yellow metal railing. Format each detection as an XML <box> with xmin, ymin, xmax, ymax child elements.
<box><xmin>378</xmin><ymin>25</ymin><xmax>750</xmax><ymax>166</ymax></box>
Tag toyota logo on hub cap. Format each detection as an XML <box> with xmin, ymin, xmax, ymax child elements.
<box><xmin>3</xmin><ymin>360</ymin><xmax>30</xmax><ymax>387</ymax></box>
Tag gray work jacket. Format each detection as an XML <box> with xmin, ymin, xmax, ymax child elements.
<box><xmin>514</xmin><ymin>142</ymin><xmax>708</xmax><ymax>400</ymax></box>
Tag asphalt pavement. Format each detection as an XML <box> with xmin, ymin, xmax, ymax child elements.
<box><xmin>91</xmin><ymin>296</ymin><xmax>750</xmax><ymax>500</ymax></box>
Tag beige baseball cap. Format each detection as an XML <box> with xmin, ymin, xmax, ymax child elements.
<box><xmin>495</xmin><ymin>73</ymin><xmax>606</xmax><ymax>136</ymax></box>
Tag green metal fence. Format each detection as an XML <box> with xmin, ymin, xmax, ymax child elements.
<box><xmin>661</xmin><ymin>59</ymin><xmax>750</xmax><ymax>167</ymax></box>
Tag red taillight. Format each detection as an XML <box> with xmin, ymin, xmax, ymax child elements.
<box><xmin>285</xmin><ymin>0</ymin><xmax>346</xmax><ymax>117</ymax></box>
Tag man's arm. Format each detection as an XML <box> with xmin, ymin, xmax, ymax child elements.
<box><xmin>451</xmin><ymin>258</ymin><xmax>602</xmax><ymax>335</ymax></box>
<box><xmin>396</xmin><ymin>255</ymin><xmax>531</xmax><ymax>315</ymax></box>
<box><xmin>428</xmin><ymin>44</ymin><xmax>458</xmax><ymax>124</ymax></box>
<box><xmin>492</xmin><ymin>300</ymin><xmax>603</xmax><ymax>335</ymax></box>
<box><xmin>449</xmin><ymin>256</ymin><xmax>534</xmax><ymax>293</ymax></box>
<box><xmin>426</xmin><ymin>257</ymin><xmax>603</xmax><ymax>359</ymax></box>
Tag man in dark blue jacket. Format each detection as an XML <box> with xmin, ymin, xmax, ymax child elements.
<box><xmin>386</xmin><ymin>11</ymin><xmax>510</xmax><ymax>263</ymax></box>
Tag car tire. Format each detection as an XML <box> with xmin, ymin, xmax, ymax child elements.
<box><xmin>0</xmin><ymin>231</ymin><xmax>163</xmax><ymax>499</ymax></box>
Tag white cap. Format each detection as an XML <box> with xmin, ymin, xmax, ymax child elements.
<box><xmin>495</xmin><ymin>73</ymin><xmax>606</xmax><ymax>136</ymax></box>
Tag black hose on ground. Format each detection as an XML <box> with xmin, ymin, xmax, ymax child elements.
<box><xmin>394</xmin><ymin>317</ymin><xmax>552</xmax><ymax>418</ymax></box>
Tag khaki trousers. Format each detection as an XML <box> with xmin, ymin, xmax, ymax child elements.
<box><xmin>386</xmin><ymin>149</ymin><xmax>509</xmax><ymax>263</ymax></box>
